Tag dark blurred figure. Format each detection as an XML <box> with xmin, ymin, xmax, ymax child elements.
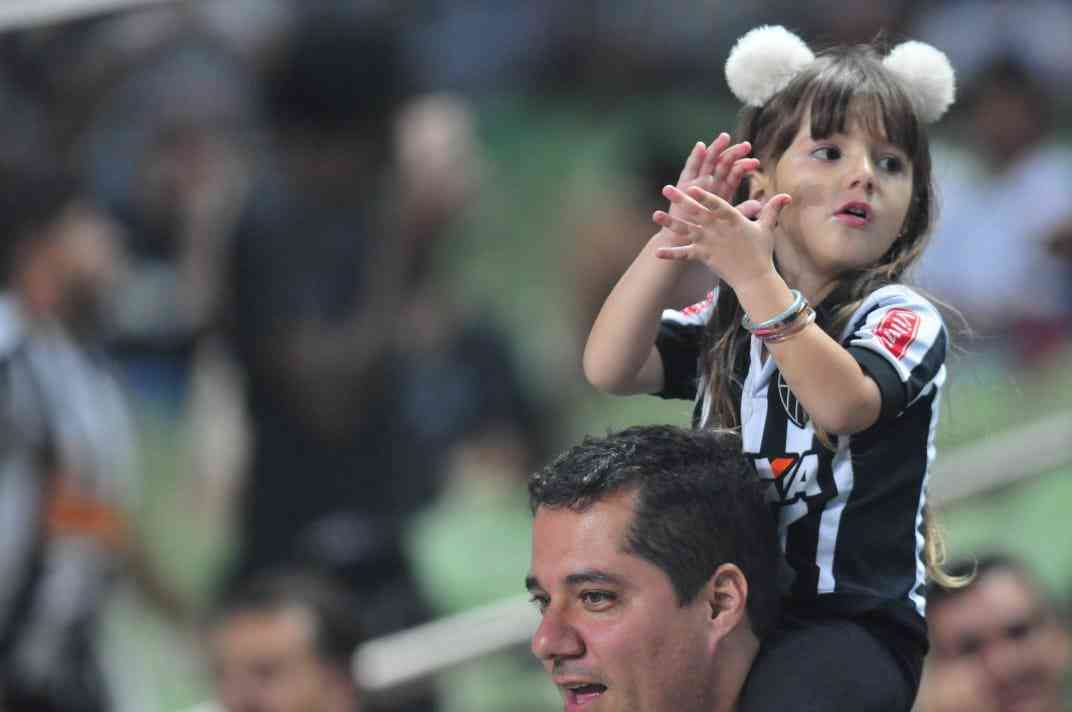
<box><xmin>223</xmin><ymin>11</ymin><xmax>422</xmax><ymax>609</ymax></box>
<box><xmin>0</xmin><ymin>163</ymin><xmax>191</xmax><ymax>712</ymax></box>
<box><xmin>208</xmin><ymin>571</ymin><xmax>365</xmax><ymax>712</ymax></box>
<box><xmin>918</xmin><ymin>554</ymin><xmax>1070</xmax><ymax>712</ymax></box>
<box><xmin>71</xmin><ymin>18</ymin><xmax>256</xmax><ymax>407</ymax></box>
<box><xmin>221</xmin><ymin>14</ymin><xmax>524</xmax><ymax>712</ymax></box>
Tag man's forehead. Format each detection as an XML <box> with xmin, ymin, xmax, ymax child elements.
<box><xmin>935</xmin><ymin>572</ymin><xmax>1043</xmax><ymax>632</ymax></box>
<box><xmin>530</xmin><ymin>493</ymin><xmax>641</xmax><ymax>583</ymax></box>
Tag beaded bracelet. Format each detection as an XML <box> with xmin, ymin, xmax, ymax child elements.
<box><xmin>740</xmin><ymin>289</ymin><xmax>807</xmax><ymax>333</ymax></box>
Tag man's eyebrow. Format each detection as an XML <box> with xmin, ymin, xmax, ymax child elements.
<box><xmin>525</xmin><ymin>570</ymin><xmax>625</xmax><ymax>592</ymax></box>
<box><xmin>564</xmin><ymin>570</ymin><xmax>624</xmax><ymax>587</ymax></box>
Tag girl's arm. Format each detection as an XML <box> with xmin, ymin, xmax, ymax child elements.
<box><xmin>584</xmin><ymin>136</ymin><xmax>758</xmax><ymax>395</ymax></box>
<box><xmin>583</xmin><ymin>230</ymin><xmax>690</xmax><ymax>394</ymax></box>
<box><xmin>734</xmin><ymin>272</ymin><xmax>882</xmax><ymax>435</ymax></box>
<box><xmin>654</xmin><ymin>185</ymin><xmax>881</xmax><ymax>434</ymax></box>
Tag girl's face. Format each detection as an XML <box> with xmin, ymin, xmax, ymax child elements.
<box><xmin>759</xmin><ymin>111</ymin><xmax>914</xmax><ymax>287</ymax></box>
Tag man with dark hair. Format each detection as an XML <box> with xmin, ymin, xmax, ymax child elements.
<box><xmin>526</xmin><ymin>424</ymin><xmax>781</xmax><ymax>712</ymax></box>
<box><xmin>208</xmin><ymin>571</ymin><xmax>366</xmax><ymax>712</ymax></box>
<box><xmin>917</xmin><ymin>554</ymin><xmax>1070</xmax><ymax>712</ymax></box>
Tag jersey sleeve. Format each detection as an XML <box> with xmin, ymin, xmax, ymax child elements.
<box><xmin>843</xmin><ymin>286</ymin><xmax>947</xmax><ymax>421</ymax></box>
<box><xmin>654</xmin><ymin>289</ymin><xmax>716</xmax><ymax>400</ymax></box>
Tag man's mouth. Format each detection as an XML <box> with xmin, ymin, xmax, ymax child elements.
<box><xmin>563</xmin><ymin>683</ymin><xmax>607</xmax><ymax>709</ymax></box>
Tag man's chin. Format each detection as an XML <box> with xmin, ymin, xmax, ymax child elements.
<box><xmin>998</xmin><ymin>680</ymin><xmax>1055</xmax><ymax>712</ymax></box>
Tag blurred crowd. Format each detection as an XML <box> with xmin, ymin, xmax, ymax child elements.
<box><xmin>0</xmin><ymin>1</ymin><xmax>1069</xmax><ymax>711</ymax></box>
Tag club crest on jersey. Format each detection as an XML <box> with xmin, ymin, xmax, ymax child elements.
<box><xmin>777</xmin><ymin>372</ymin><xmax>808</xmax><ymax>428</ymax></box>
<box><xmin>875</xmin><ymin>308</ymin><xmax>920</xmax><ymax>360</ymax></box>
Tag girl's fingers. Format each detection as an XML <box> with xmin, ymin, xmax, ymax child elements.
<box><xmin>737</xmin><ymin>199</ymin><xmax>763</xmax><ymax>220</ymax></box>
<box><xmin>653</xmin><ymin>210</ymin><xmax>700</xmax><ymax>236</ymax></box>
<box><xmin>713</xmin><ymin>141</ymin><xmax>752</xmax><ymax>184</ymax></box>
<box><xmin>726</xmin><ymin>157</ymin><xmax>760</xmax><ymax>185</ymax></box>
<box><xmin>684</xmin><ymin>185</ymin><xmax>735</xmax><ymax>220</ymax></box>
<box><xmin>678</xmin><ymin>141</ymin><xmax>706</xmax><ymax>183</ymax></box>
<box><xmin>759</xmin><ymin>193</ymin><xmax>793</xmax><ymax>231</ymax></box>
<box><xmin>698</xmin><ymin>133</ymin><xmax>730</xmax><ymax>176</ymax></box>
<box><xmin>663</xmin><ymin>185</ymin><xmax>712</xmax><ymax>219</ymax></box>
<box><xmin>654</xmin><ymin>244</ymin><xmax>694</xmax><ymax>261</ymax></box>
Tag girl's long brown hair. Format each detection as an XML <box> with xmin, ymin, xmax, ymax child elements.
<box><xmin>703</xmin><ymin>42</ymin><xmax>964</xmax><ymax>587</ymax></box>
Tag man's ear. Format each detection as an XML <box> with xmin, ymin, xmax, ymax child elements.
<box><xmin>703</xmin><ymin>563</ymin><xmax>749</xmax><ymax>642</ymax></box>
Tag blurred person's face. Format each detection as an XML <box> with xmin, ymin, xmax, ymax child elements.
<box><xmin>929</xmin><ymin>570</ymin><xmax>1070</xmax><ymax>712</ymax></box>
<box><xmin>211</xmin><ymin>606</ymin><xmax>357</xmax><ymax>712</ymax></box>
<box><xmin>972</xmin><ymin>84</ymin><xmax>1044</xmax><ymax>167</ymax></box>
<box><xmin>527</xmin><ymin>490</ymin><xmax>742</xmax><ymax>712</ymax></box>
<box><xmin>15</xmin><ymin>201</ymin><xmax>95</xmax><ymax>320</ymax></box>
<box><xmin>55</xmin><ymin>202</ymin><xmax>126</xmax><ymax>338</ymax></box>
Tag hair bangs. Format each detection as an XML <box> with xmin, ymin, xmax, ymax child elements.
<box><xmin>804</xmin><ymin>51</ymin><xmax>922</xmax><ymax>159</ymax></box>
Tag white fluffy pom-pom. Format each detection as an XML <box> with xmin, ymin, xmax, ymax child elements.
<box><xmin>725</xmin><ymin>26</ymin><xmax>815</xmax><ymax>107</ymax></box>
<box><xmin>883</xmin><ymin>41</ymin><xmax>956</xmax><ymax>123</ymax></box>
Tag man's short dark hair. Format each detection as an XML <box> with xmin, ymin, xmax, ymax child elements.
<box><xmin>212</xmin><ymin>571</ymin><xmax>366</xmax><ymax>673</ymax></box>
<box><xmin>529</xmin><ymin>424</ymin><xmax>781</xmax><ymax>638</ymax></box>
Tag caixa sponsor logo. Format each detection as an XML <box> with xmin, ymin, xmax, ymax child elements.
<box><xmin>875</xmin><ymin>308</ymin><xmax>920</xmax><ymax>360</ymax></box>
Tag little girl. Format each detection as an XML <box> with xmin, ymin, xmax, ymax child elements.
<box><xmin>584</xmin><ymin>26</ymin><xmax>958</xmax><ymax>711</ymax></box>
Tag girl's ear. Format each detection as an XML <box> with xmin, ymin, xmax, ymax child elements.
<box><xmin>748</xmin><ymin>167</ymin><xmax>770</xmax><ymax>203</ymax></box>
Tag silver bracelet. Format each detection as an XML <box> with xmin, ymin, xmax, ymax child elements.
<box><xmin>759</xmin><ymin>305</ymin><xmax>816</xmax><ymax>343</ymax></box>
<box><xmin>740</xmin><ymin>289</ymin><xmax>807</xmax><ymax>333</ymax></box>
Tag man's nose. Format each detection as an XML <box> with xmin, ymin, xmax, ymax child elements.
<box><xmin>531</xmin><ymin>607</ymin><xmax>585</xmax><ymax>662</ymax></box>
<box><xmin>979</xmin><ymin>636</ymin><xmax>1025</xmax><ymax>684</ymax></box>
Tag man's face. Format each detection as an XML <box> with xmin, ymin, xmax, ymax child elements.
<box><xmin>211</xmin><ymin>606</ymin><xmax>354</xmax><ymax>712</ymax></box>
<box><xmin>929</xmin><ymin>570</ymin><xmax>1070</xmax><ymax>712</ymax></box>
<box><xmin>527</xmin><ymin>491</ymin><xmax>718</xmax><ymax>712</ymax></box>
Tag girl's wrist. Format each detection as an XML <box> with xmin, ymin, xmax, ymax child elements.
<box><xmin>733</xmin><ymin>272</ymin><xmax>795</xmax><ymax>324</ymax></box>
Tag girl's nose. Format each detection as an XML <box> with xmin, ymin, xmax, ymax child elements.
<box><xmin>846</xmin><ymin>154</ymin><xmax>876</xmax><ymax>193</ymax></box>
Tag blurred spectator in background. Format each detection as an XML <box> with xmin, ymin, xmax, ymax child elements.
<box><xmin>0</xmin><ymin>163</ymin><xmax>191</xmax><ymax>712</ymax></box>
<box><xmin>218</xmin><ymin>18</ymin><xmax>436</xmax><ymax>707</ymax></box>
<box><xmin>206</xmin><ymin>571</ymin><xmax>365</xmax><ymax>712</ymax></box>
<box><xmin>917</xmin><ymin>554</ymin><xmax>1070</xmax><ymax>712</ymax></box>
<box><xmin>406</xmin><ymin>341</ymin><xmax>555</xmax><ymax>712</ymax></box>
<box><xmin>73</xmin><ymin>15</ymin><xmax>256</xmax><ymax>407</ymax></box>
<box><xmin>912</xmin><ymin>0</ymin><xmax>1072</xmax><ymax>97</ymax></box>
<box><xmin>914</xmin><ymin>53</ymin><xmax>1072</xmax><ymax>366</ymax></box>
<box><xmin>216</xmin><ymin>11</ymin><xmax>534</xmax><ymax>712</ymax></box>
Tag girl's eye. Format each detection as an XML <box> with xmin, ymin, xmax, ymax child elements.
<box><xmin>877</xmin><ymin>155</ymin><xmax>906</xmax><ymax>174</ymax></box>
<box><xmin>580</xmin><ymin>591</ymin><xmax>616</xmax><ymax>610</ymax></box>
<box><xmin>812</xmin><ymin>146</ymin><xmax>841</xmax><ymax>160</ymax></box>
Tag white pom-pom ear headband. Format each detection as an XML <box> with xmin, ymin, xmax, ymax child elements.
<box><xmin>724</xmin><ymin>26</ymin><xmax>956</xmax><ymax>123</ymax></box>
<box><xmin>725</xmin><ymin>26</ymin><xmax>815</xmax><ymax>108</ymax></box>
<box><xmin>882</xmin><ymin>41</ymin><xmax>956</xmax><ymax>123</ymax></box>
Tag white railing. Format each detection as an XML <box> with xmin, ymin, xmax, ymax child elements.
<box><xmin>0</xmin><ymin>0</ymin><xmax>180</xmax><ymax>31</ymax></box>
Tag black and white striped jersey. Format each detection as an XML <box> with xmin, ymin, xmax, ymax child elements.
<box><xmin>0</xmin><ymin>296</ymin><xmax>139</xmax><ymax>698</ymax></box>
<box><xmin>656</xmin><ymin>283</ymin><xmax>946</xmax><ymax>635</ymax></box>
